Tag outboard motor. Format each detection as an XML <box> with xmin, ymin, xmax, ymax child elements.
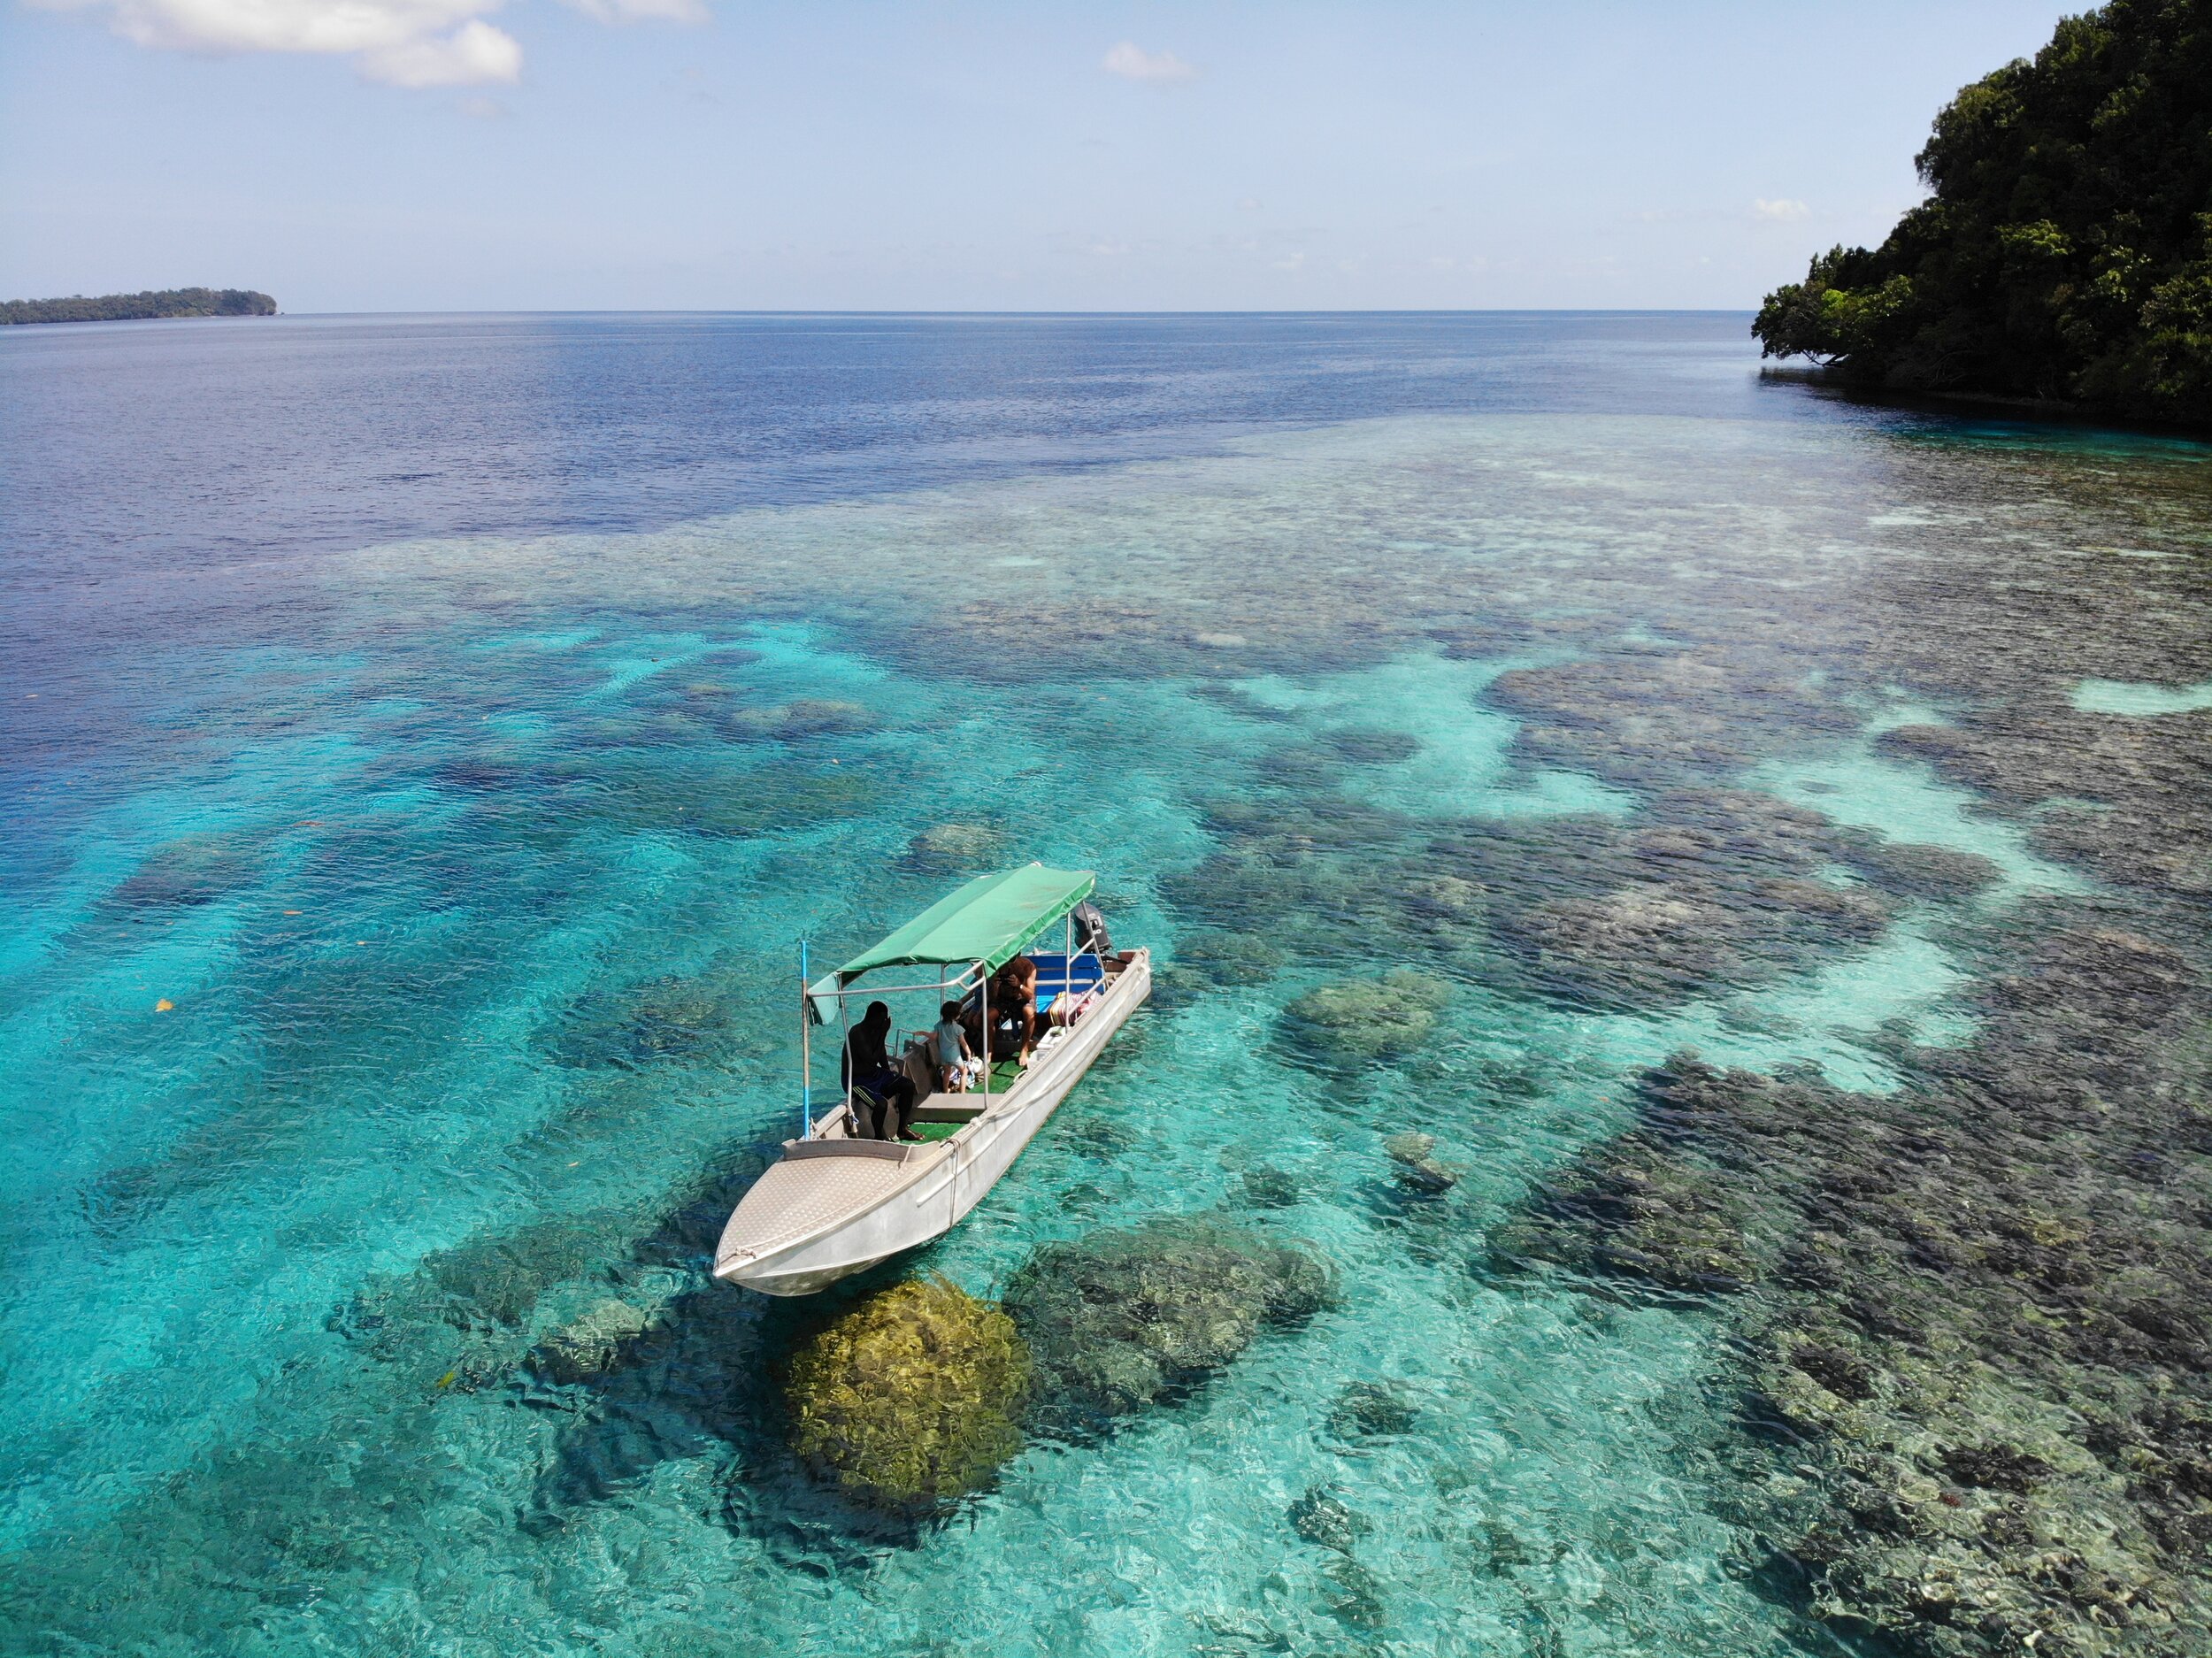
<box><xmin>1071</xmin><ymin>899</ymin><xmax>1113</xmax><ymax>957</ymax></box>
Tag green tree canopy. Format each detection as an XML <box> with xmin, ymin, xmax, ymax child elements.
<box><xmin>1753</xmin><ymin>0</ymin><xmax>2212</xmax><ymax>423</ymax></box>
<box><xmin>1</xmin><ymin>288</ymin><xmax>277</xmax><ymax>326</ymax></box>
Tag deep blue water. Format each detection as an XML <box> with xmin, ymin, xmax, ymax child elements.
<box><xmin>3</xmin><ymin>314</ymin><xmax>2208</xmax><ymax>1658</ymax></box>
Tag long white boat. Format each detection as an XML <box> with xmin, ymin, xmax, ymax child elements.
<box><xmin>714</xmin><ymin>864</ymin><xmax>1150</xmax><ymax>1295</ymax></box>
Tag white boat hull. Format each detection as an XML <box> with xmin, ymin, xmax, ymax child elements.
<box><xmin>714</xmin><ymin>950</ymin><xmax>1150</xmax><ymax>1295</ymax></box>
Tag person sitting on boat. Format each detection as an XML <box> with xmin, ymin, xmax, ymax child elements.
<box><xmin>988</xmin><ymin>959</ymin><xmax>1041</xmax><ymax>1066</ymax></box>
<box><xmin>842</xmin><ymin>1001</ymin><xmax>920</xmax><ymax>1142</ymax></box>
<box><xmin>1009</xmin><ymin>955</ymin><xmax>1051</xmax><ymax>1040</ymax></box>
<box><xmin>933</xmin><ymin>1000</ymin><xmax>981</xmax><ymax>1092</ymax></box>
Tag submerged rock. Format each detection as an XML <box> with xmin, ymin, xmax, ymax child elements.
<box><xmin>1938</xmin><ymin>1443</ymin><xmax>2051</xmax><ymax>1495</ymax></box>
<box><xmin>783</xmin><ymin>1278</ymin><xmax>1031</xmax><ymax>1511</ymax></box>
<box><xmin>1319</xmin><ymin>1557</ymin><xmax>1388</xmax><ymax>1628</ymax></box>
<box><xmin>1476</xmin><ymin>1521</ymin><xmax>1535</xmax><ymax>1575</ymax></box>
<box><xmin>1004</xmin><ymin>1217</ymin><xmax>1335</xmax><ymax>1431</ymax></box>
<box><xmin>1789</xmin><ymin>1343</ymin><xmax>1877</xmax><ymax>1405</ymax></box>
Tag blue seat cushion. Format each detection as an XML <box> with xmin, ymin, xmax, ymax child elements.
<box><xmin>1029</xmin><ymin>952</ymin><xmax>1105</xmax><ymax>1010</ymax></box>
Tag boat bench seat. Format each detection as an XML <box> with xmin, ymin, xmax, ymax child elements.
<box><xmin>1030</xmin><ymin>952</ymin><xmax>1106</xmax><ymax>1014</ymax></box>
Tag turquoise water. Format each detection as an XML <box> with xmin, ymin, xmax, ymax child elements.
<box><xmin>4</xmin><ymin>317</ymin><xmax>2210</xmax><ymax>1657</ymax></box>
<box><xmin>2071</xmin><ymin>677</ymin><xmax>2212</xmax><ymax>716</ymax></box>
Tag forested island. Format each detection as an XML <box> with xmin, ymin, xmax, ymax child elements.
<box><xmin>1</xmin><ymin>288</ymin><xmax>277</xmax><ymax>326</ymax></box>
<box><xmin>1754</xmin><ymin>0</ymin><xmax>2210</xmax><ymax>424</ymax></box>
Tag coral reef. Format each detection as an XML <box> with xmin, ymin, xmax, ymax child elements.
<box><xmin>1322</xmin><ymin>726</ymin><xmax>1421</xmax><ymax>765</ymax></box>
<box><xmin>1880</xmin><ymin>707</ymin><xmax>2212</xmax><ymax>898</ymax></box>
<box><xmin>333</xmin><ymin>1215</ymin><xmax>618</xmax><ymax>1390</ymax></box>
<box><xmin>1484</xmin><ymin>645</ymin><xmax>1860</xmax><ymax>787</ymax></box>
<box><xmin>1288</xmin><ymin>1484</ymin><xmax>1373</xmax><ymax>1552</ymax></box>
<box><xmin>1236</xmin><ymin>1164</ymin><xmax>1302</xmax><ymax>1209</ymax></box>
<box><xmin>900</xmin><ymin>821</ymin><xmax>1010</xmax><ymax>874</ymax></box>
<box><xmin>529</xmin><ymin>1296</ymin><xmax>664</xmax><ymax>1386</ymax></box>
<box><xmin>1004</xmin><ymin>1217</ymin><xmax>1335</xmax><ymax>1432</ymax></box>
<box><xmin>1488</xmin><ymin>1123</ymin><xmax>1771</xmax><ymax>1296</ymax></box>
<box><xmin>1835</xmin><ymin>836</ymin><xmax>2001</xmax><ymax>902</ymax></box>
<box><xmin>536</xmin><ymin>756</ymin><xmax>877</xmax><ymax>840</ymax></box>
<box><xmin>1278</xmin><ymin>970</ymin><xmax>1454</xmax><ymax>1071</ymax></box>
<box><xmin>1492</xmin><ymin>909</ymin><xmax>2212</xmax><ymax>1657</ymax></box>
<box><xmin>783</xmin><ymin>1278</ymin><xmax>1031</xmax><ymax>1510</ymax></box>
<box><xmin>104</xmin><ymin>833</ymin><xmax>264</xmax><ymax>910</ymax></box>
<box><xmin>1159</xmin><ymin>793</ymin><xmax>1448</xmax><ymax>973</ymax></box>
<box><xmin>719</xmin><ymin>698</ymin><xmax>872</xmax><ymax>742</ymax></box>
<box><xmin>1382</xmin><ymin>1131</ymin><xmax>1461</xmax><ymax>1195</ymax></box>
<box><xmin>540</xmin><ymin>956</ymin><xmax>756</xmax><ymax>1070</ymax></box>
<box><xmin>1327</xmin><ymin>1379</ymin><xmax>1418</xmax><ymax>1442</ymax></box>
<box><xmin>1173</xmin><ymin>928</ymin><xmax>1288</xmax><ymax>986</ymax></box>
<box><xmin>1432</xmin><ymin>792</ymin><xmax>1895</xmax><ymax>1012</ymax></box>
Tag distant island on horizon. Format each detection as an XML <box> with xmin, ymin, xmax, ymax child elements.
<box><xmin>2</xmin><ymin>288</ymin><xmax>277</xmax><ymax>326</ymax></box>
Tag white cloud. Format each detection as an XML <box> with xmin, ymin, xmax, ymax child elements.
<box><xmin>1752</xmin><ymin>198</ymin><xmax>1811</xmax><ymax>222</ymax></box>
<box><xmin>38</xmin><ymin>0</ymin><xmax>705</xmax><ymax>87</ymax></box>
<box><xmin>32</xmin><ymin>0</ymin><xmax>521</xmax><ymax>82</ymax></box>
<box><xmin>560</xmin><ymin>0</ymin><xmax>705</xmax><ymax>23</ymax></box>
<box><xmin>1102</xmin><ymin>41</ymin><xmax>1194</xmax><ymax>82</ymax></box>
<box><xmin>361</xmin><ymin>18</ymin><xmax>520</xmax><ymax>85</ymax></box>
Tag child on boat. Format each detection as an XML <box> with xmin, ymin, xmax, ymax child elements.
<box><xmin>933</xmin><ymin>1000</ymin><xmax>981</xmax><ymax>1092</ymax></box>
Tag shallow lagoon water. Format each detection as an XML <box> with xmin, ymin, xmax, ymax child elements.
<box><xmin>2071</xmin><ymin>678</ymin><xmax>2212</xmax><ymax>717</ymax></box>
<box><xmin>3</xmin><ymin>316</ymin><xmax>2209</xmax><ymax>1657</ymax></box>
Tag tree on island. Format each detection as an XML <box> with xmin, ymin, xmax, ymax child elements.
<box><xmin>1754</xmin><ymin>0</ymin><xmax>2211</xmax><ymax>424</ymax></box>
<box><xmin>1</xmin><ymin>288</ymin><xmax>278</xmax><ymax>326</ymax></box>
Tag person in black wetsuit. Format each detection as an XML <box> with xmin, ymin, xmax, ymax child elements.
<box><xmin>843</xmin><ymin>1000</ymin><xmax>919</xmax><ymax>1141</ymax></box>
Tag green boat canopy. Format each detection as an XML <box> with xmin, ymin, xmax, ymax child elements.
<box><xmin>807</xmin><ymin>863</ymin><xmax>1096</xmax><ymax>1021</ymax></box>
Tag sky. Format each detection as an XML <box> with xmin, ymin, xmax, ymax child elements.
<box><xmin>1</xmin><ymin>1</ymin><xmax>2078</xmax><ymax>312</ymax></box>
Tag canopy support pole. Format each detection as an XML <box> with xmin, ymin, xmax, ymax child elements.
<box><xmin>839</xmin><ymin>988</ymin><xmax>853</xmax><ymax>1133</ymax></box>
<box><xmin>810</xmin><ymin>941</ymin><xmax>818</xmax><ymax>1149</ymax></box>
